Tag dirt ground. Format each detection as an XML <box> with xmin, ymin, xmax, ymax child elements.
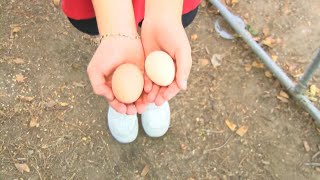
<box><xmin>1</xmin><ymin>0</ymin><xmax>320</xmax><ymax>179</ymax></box>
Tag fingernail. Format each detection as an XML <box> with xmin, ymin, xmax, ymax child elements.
<box><xmin>181</xmin><ymin>80</ymin><xmax>187</xmax><ymax>90</ymax></box>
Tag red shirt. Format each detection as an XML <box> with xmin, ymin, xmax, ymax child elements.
<box><xmin>62</xmin><ymin>0</ymin><xmax>201</xmax><ymax>26</ymax></box>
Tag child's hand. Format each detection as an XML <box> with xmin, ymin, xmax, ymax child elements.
<box><xmin>87</xmin><ymin>37</ymin><xmax>145</xmax><ymax>114</ymax></box>
<box><xmin>141</xmin><ymin>18</ymin><xmax>192</xmax><ymax>106</ymax></box>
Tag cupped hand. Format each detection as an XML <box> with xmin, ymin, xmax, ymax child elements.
<box><xmin>141</xmin><ymin>18</ymin><xmax>192</xmax><ymax>106</ymax></box>
<box><xmin>87</xmin><ymin>37</ymin><xmax>146</xmax><ymax>115</ymax></box>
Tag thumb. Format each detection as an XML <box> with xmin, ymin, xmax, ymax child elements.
<box><xmin>174</xmin><ymin>47</ymin><xmax>192</xmax><ymax>90</ymax></box>
<box><xmin>87</xmin><ymin>66</ymin><xmax>114</xmax><ymax>101</ymax></box>
<box><xmin>87</xmin><ymin>46</ymin><xmax>117</xmax><ymax>101</ymax></box>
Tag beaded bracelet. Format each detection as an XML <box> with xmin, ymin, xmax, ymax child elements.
<box><xmin>100</xmin><ymin>33</ymin><xmax>140</xmax><ymax>42</ymax></box>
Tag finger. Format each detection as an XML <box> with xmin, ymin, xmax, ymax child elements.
<box><xmin>163</xmin><ymin>81</ymin><xmax>180</xmax><ymax>101</ymax></box>
<box><xmin>141</xmin><ymin>36</ymin><xmax>159</xmax><ymax>58</ymax></box>
<box><xmin>155</xmin><ymin>87</ymin><xmax>167</xmax><ymax>106</ymax></box>
<box><xmin>126</xmin><ymin>104</ymin><xmax>137</xmax><ymax>115</ymax></box>
<box><xmin>87</xmin><ymin>68</ymin><xmax>114</xmax><ymax>101</ymax></box>
<box><xmin>174</xmin><ymin>46</ymin><xmax>192</xmax><ymax>90</ymax></box>
<box><xmin>144</xmin><ymin>73</ymin><xmax>153</xmax><ymax>93</ymax></box>
<box><xmin>147</xmin><ymin>84</ymin><xmax>160</xmax><ymax>102</ymax></box>
<box><xmin>135</xmin><ymin>93</ymin><xmax>148</xmax><ymax>114</ymax></box>
<box><xmin>108</xmin><ymin>99</ymin><xmax>127</xmax><ymax>114</ymax></box>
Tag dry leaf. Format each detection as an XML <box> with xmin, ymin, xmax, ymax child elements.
<box><xmin>191</xmin><ymin>34</ymin><xmax>198</xmax><ymax>41</ymax></box>
<box><xmin>253</xmin><ymin>36</ymin><xmax>261</xmax><ymax>42</ymax></box>
<box><xmin>73</xmin><ymin>81</ymin><xmax>85</xmax><ymax>88</ymax></box>
<box><xmin>198</xmin><ymin>59</ymin><xmax>210</xmax><ymax>66</ymax></box>
<box><xmin>200</xmin><ymin>0</ymin><xmax>207</xmax><ymax>7</ymax></box>
<box><xmin>303</xmin><ymin>141</ymin><xmax>310</xmax><ymax>152</ymax></box>
<box><xmin>252</xmin><ymin>61</ymin><xmax>264</xmax><ymax>69</ymax></box>
<box><xmin>30</xmin><ymin>117</ymin><xmax>39</xmax><ymax>127</ymax></box>
<box><xmin>276</xmin><ymin>96</ymin><xmax>289</xmax><ymax>103</ymax></box>
<box><xmin>310</xmin><ymin>85</ymin><xmax>318</xmax><ymax>97</ymax></box>
<box><xmin>16</xmin><ymin>74</ymin><xmax>27</xmax><ymax>83</ymax></box>
<box><xmin>309</xmin><ymin>96</ymin><xmax>318</xmax><ymax>102</ymax></box>
<box><xmin>271</xmin><ymin>55</ymin><xmax>278</xmax><ymax>62</ymax></box>
<box><xmin>222</xmin><ymin>0</ymin><xmax>228</xmax><ymax>6</ymax></box>
<box><xmin>12</xmin><ymin>26</ymin><xmax>21</xmax><ymax>33</ymax></box>
<box><xmin>19</xmin><ymin>96</ymin><xmax>34</xmax><ymax>102</ymax></box>
<box><xmin>279</xmin><ymin>90</ymin><xmax>289</xmax><ymax>99</ymax></box>
<box><xmin>225</xmin><ymin>0</ymin><xmax>238</xmax><ymax>6</ymax></box>
<box><xmin>282</xmin><ymin>0</ymin><xmax>291</xmax><ymax>15</ymax></box>
<box><xmin>243</xmin><ymin>13</ymin><xmax>250</xmax><ymax>20</ymax></box>
<box><xmin>231</xmin><ymin>0</ymin><xmax>239</xmax><ymax>4</ymax></box>
<box><xmin>141</xmin><ymin>165</ymin><xmax>150</xmax><ymax>177</ymax></box>
<box><xmin>59</xmin><ymin>102</ymin><xmax>68</xmax><ymax>107</ymax></box>
<box><xmin>15</xmin><ymin>163</ymin><xmax>30</xmax><ymax>173</ymax></box>
<box><xmin>44</xmin><ymin>100</ymin><xmax>56</xmax><ymax>108</ymax></box>
<box><xmin>262</xmin><ymin>26</ymin><xmax>270</xmax><ymax>37</ymax></box>
<box><xmin>53</xmin><ymin>0</ymin><xmax>60</xmax><ymax>7</ymax></box>
<box><xmin>13</xmin><ymin>58</ymin><xmax>25</xmax><ymax>64</ymax></box>
<box><xmin>262</xmin><ymin>36</ymin><xmax>277</xmax><ymax>48</ymax></box>
<box><xmin>244</xmin><ymin>64</ymin><xmax>252</xmax><ymax>72</ymax></box>
<box><xmin>236</xmin><ymin>125</ymin><xmax>249</xmax><ymax>136</ymax></box>
<box><xmin>264</xmin><ymin>71</ymin><xmax>273</xmax><ymax>78</ymax></box>
<box><xmin>211</xmin><ymin>54</ymin><xmax>223</xmax><ymax>68</ymax></box>
<box><xmin>225</xmin><ymin>119</ymin><xmax>237</xmax><ymax>131</ymax></box>
<box><xmin>276</xmin><ymin>38</ymin><xmax>282</xmax><ymax>44</ymax></box>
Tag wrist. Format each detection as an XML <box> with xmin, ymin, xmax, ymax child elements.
<box><xmin>144</xmin><ymin>0</ymin><xmax>183</xmax><ymax>24</ymax></box>
<box><xmin>92</xmin><ymin>0</ymin><xmax>137</xmax><ymax>35</ymax></box>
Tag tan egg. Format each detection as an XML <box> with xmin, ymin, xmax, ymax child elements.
<box><xmin>145</xmin><ymin>51</ymin><xmax>175</xmax><ymax>86</ymax></box>
<box><xmin>112</xmin><ymin>63</ymin><xmax>144</xmax><ymax>104</ymax></box>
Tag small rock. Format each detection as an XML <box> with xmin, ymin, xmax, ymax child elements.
<box><xmin>198</xmin><ymin>59</ymin><xmax>210</xmax><ymax>66</ymax></box>
<box><xmin>191</xmin><ymin>34</ymin><xmax>198</xmax><ymax>41</ymax></box>
<box><xmin>265</xmin><ymin>71</ymin><xmax>273</xmax><ymax>78</ymax></box>
<box><xmin>261</xmin><ymin>160</ymin><xmax>270</xmax><ymax>165</ymax></box>
<box><xmin>303</xmin><ymin>141</ymin><xmax>311</xmax><ymax>152</ymax></box>
<box><xmin>211</xmin><ymin>54</ymin><xmax>223</xmax><ymax>68</ymax></box>
<box><xmin>28</xmin><ymin>150</ymin><xmax>34</xmax><ymax>155</ymax></box>
<box><xmin>180</xmin><ymin>143</ymin><xmax>188</xmax><ymax>151</ymax></box>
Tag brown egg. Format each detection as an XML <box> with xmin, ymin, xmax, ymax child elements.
<box><xmin>145</xmin><ymin>51</ymin><xmax>175</xmax><ymax>86</ymax></box>
<box><xmin>112</xmin><ymin>63</ymin><xmax>144</xmax><ymax>104</ymax></box>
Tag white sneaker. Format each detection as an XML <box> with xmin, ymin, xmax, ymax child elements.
<box><xmin>107</xmin><ymin>107</ymin><xmax>138</xmax><ymax>143</ymax></box>
<box><xmin>141</xmin><ymin>102</ymin><xmax>171</xmax><ymax>137</ymax></box>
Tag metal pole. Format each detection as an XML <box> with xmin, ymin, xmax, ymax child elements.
<box><xmin>209</xmin><ymin>0</ymin><xmax>320</xmax><ymax>126</ymax></box>
<box><xmin>294</xmin><ymin>49</ymin><xmax>320</xmax><ymax>94</ymax></box>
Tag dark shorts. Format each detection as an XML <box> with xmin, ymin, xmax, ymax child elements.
<box><xmin>67</xmin><ymin>6</ymin><xmax>199</xmax><ymax>35</ymax></box>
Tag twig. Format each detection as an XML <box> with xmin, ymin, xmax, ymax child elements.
<box><xmin>68</xmin><ymin>173</ymin><xmax>76</xmax><ymax>180</ymax></box>
<box><xmin>6</xmin><ymin>147</ymin><xmax>15</xmax><ymax>163</ymax></box>
<box><xmin>40</xmin><ymin>86</ymin><xmax>44</xmax><ymax>103</ymax></box>
<box><xmin>312</xmin><ymin>151</ymin><xmax>320</xmax><ymax>160</ymax></box>
<box><xmin>305</xmin><ymin>162</ymin><xmax>320</xmax><ymax>167</ymax></box>
<box><xmin>204</xmin><ymin>134</ymin><xmax>233</xmax><ymax>153</ymax></box>
<box><xmin>56</xmin><ymin>117</ymin><xmax>87</xmax><ymax>136</ymax></box>
<box><xmin>0</xmin><ymin>139</ymin><xmax>4</xmax><ymax>154</ymax></box>
<box><xmin>31</xmin><ymin>164</ymin><xmax>43</xmax><ymax>180</ymax></box>
<box><xmin>84</xmin><ymin>92</ymin><xmax>94</xmax><ymax>100</ymax></box>
<box><xmin>239</xmin><ymin>154</ymin><xmax>249</xmax><ymax>166</ymax></box>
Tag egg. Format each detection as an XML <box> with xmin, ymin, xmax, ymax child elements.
<box><xmin>145</xmin><ymin>51</ymin><xmax>175</xmax><ymax>86</ymax></box>
<box><xmin>112</xmin><ymin>63</ymin><xmax>144</xmax><ymax>104</ymax></box>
